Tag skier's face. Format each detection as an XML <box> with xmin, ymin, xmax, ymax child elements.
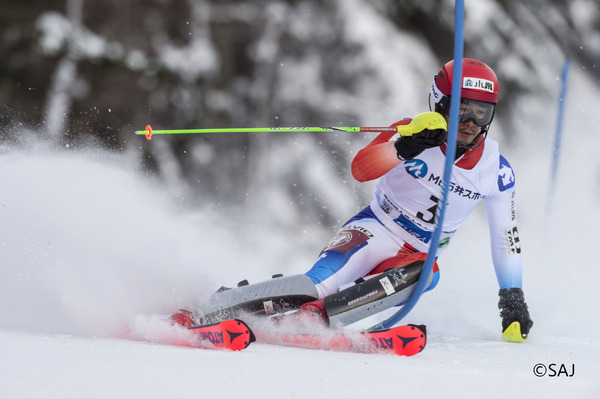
<box><xmin>442</xmin><ymin>113</ymin><xmax>482</xmax><ymax>146</ymax></box>
<box><xmin>456</xmin><ymin>119</ymin><xmax>482</xmax><ymax>146</ymax></box>
<box><xmin>443</xmin><ymin>100</ymin><xmax>490</xmax><ymax>146</ymax></box>
<box><xmin>455</xmin><ymin>100</ymin><xmax>492</xmax><ymax>145</ymax></box>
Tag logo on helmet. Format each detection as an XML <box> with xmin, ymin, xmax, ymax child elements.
<box><xmin>463</xmin><ymin>77</ymin><xmax>494</xmax><ymax>93</ymax></box>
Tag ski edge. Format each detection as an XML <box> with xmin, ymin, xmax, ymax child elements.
<box><xmin>252</xmin><ymin>323</ymin><xmax>426</xmax><ymax>356</ymax></box>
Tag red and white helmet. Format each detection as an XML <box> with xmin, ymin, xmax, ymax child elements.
<box><xmin>430</xmin><ymin>58</ymin><xmax>499</xmax><ymax>147</ymax></box>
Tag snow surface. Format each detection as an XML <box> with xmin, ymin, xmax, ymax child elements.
<box><xmin>2</xmin><ymin>73</ymin><xmax>600</xmax><ymax>399</ymax></box>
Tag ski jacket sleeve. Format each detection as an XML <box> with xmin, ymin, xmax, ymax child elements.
<box><xmin>351</xmin><ymin>118</ymin><xmax>411</xmax><ymax>182</ymax></box>
<box><xmin>484</xmin><ymin>154</ymin><xmax>523</xmax><ymax>289</ymax></box>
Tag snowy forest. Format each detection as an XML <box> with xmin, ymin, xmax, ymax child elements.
<box><xmin>2</xmin><ymin>0</ymin><xmax>599</xmax><ymax>229</ymax></box>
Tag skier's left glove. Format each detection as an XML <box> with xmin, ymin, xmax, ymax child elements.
<box><xmin>394</xmin><ymin>128</ymin><xmax>447</xmax><ymax>161</ymax></box>
<box><xmin>498</xmin><ymin>288</ymin><xmax>533</xmax><ymax>342</ymax></box>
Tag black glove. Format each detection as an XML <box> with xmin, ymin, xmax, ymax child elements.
<box><xmin>498</xmin><ymin>288</ymin><xmax>533</xmax><ymax>338</ymax></box>
<box><xmin>394</xmin><ymin>128</ymin><xmax>447</xmax><ymax>160</ymax></box>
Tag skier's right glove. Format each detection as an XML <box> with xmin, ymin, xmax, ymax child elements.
<box><xmin>498</xmin><ymin>288</ymin><xmax>533</xmax><ymax>342</ymax></box>
<box><xmin>394</xmin><ymin>127</ymin><xmax>447</xmax><ymax>161</ymax></box>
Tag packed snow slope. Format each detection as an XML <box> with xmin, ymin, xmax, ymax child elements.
<box><xmin>1</xmin><ymin>142</ymin><xmax>598</xmax><ymax>399</ymax></box>
<box><xmin>1</xmin><ymin>74</ymin><xmax>599</xmax><ymax>399</ymax></box>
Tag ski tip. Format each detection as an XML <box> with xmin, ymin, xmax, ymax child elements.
<box><xmin>186</xmin><ymin>318</ymin><xmax>256</xmax><ymax>351</ymax></box>
<box><xmin>407</xmin><ymin>324</ymin><xmax>427</xmax><ymax>335</ymax></box>
<box><xmin>402</xmin><ymin>324</ymin><xmax>427</xmax><ymax>356</ymax></box>
<box><xmin>233</xmin><ymin>319</ymin><xmax>256</xmax><ymax>345</ymax></box>
<box><xmin>502</xmin><ymin>321</ymin><xmax>527</xmax><ymax>343</ymax></box>
<box><xmin>368</xmin><ymin>324</ymin><xmax>427</xmax><ymax>356</ymax></box>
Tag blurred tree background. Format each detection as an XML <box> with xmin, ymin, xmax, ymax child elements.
<box><xmin>1</xmin><ymin>0</ymin><xmax>598</xmax><ymax>236</ymax></box>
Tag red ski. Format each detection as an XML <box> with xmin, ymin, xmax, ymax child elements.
<box><xmin>125</xmin><ymin>318</ymin><xmax>255</xmax><ymax>351</ymax></box>
<box><xmin>186</xmin><ymin>319</ymin><xmax>255</xmax><ymax>351</ymax></box>
<box><xmin>254</xmin><ymin>324</ymin><xmax>426</xmax><ymax>356</ymax></box>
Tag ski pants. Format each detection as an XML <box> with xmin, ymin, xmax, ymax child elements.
<box><xmin>305</xmin><ymin>206</ymin><xmax>439</xmax><ymax>298</ymax></box>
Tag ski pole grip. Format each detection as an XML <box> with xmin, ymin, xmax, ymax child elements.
<box><xmin>396</xmin><ymin>112</ymin><xmax>447</xmax><ymax>137</ymax></box>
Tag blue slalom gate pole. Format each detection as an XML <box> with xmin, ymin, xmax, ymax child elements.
<box><xmin>373</xmin><ymin>0</ymin><xmax>464</xmax><ymax>330</ymax></box>
<box><xmin>548</xmin><ymin>59</ymin><xmax>570</xmax><ymax>205</ymax></box>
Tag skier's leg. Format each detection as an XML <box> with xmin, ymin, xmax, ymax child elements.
<box><xmin>177</xmin><ymin>212</ymin><xmax>396</xmax><ymax>325</ymax></box>
<box><xmin>305</xmin><ymin>217</ymin><xmax>406</xmax><ymax>298</ymax></box>
<box><xmin>300</xmin><ymin>251</ymin><xmax>440</xmax><ymax>327</ymax></box>
<box><xmin>196</xmin><ymin>274</ymin><xmax>319</xmax><ymax>324</ymax></box>
<box><xmin>173</xmin><ymin>208</ymin><xmax>413</xmax><ymax>327</ymax></box>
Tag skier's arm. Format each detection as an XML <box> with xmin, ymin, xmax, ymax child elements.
<box><xmin>351</xmin><ymin>117</ymin><xmax>446</xmax><ymax>182</ymax></box>
<box><xmin>351</xmin><ymin>119</ymin><xmax>408</xmax><ymax>182</ymax></box>
<box><xmin>484</xmin><ymin>188</ymin><xmax>523</xmax><ymax>289</ymax></box>
<box><xmin>485</xmin><ymin>158</ymin><xmax>533</xmax><ymax>341</ymax></box>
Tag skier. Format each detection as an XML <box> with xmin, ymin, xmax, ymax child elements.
<box><xmin>172</xmin><ymin>58</ymin><xmax>533</xmax><ymax>342</ymax></box>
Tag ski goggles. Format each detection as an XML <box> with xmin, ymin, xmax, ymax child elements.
<box><xmin>457</xmin><ymin>98</ymin><xmax>495</xmax><ymax>127</ymax></box>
